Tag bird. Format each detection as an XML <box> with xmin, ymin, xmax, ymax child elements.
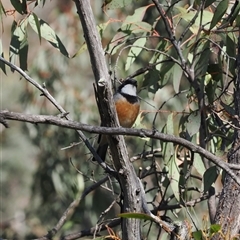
<box><xmin>92</xmin><ymin>78</ymin><xmax>140</xmax><ymax>162</ymax></box>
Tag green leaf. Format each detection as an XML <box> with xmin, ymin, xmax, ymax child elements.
<box><xmin>186</xmin><ymin>111</ymin><xmax>201</xmax><ymax>137</ymax></box>
<box><xmin>103</xmin><ymin>0</ymin><xmax>132</xmax><ymax>9</ymax></box>
<box><xmin>177</xmin><ymin>7</ymin><xmax>213</xmax><ymax>34</ymax></box>
<box><xmin>124</xmin><ymin>6</ymin><xmax>149</xmax><ymax>23</ymax></box>
<box><xmin>97</xmin><ymin>22</ymin><xmax>109</xmax><ymax>39</ymax></box>
<box><xmin>207</xmin><ymin>63</ymin><xmax>222</xmax><ymax>83</ymax></box>
<box><xmin>194</xmin><ymin>0</ymin><xmax>216</xmax><ymax>9</ymax></box>
<box><xmin>125</xmin><ymin>38</ymin><xmax>146</xmax><ymax>71</ymax></box>
<box><xmin>226</xmin><ymin>34</ymin><xmax>236</xmax><ymax>75</ymax></box>
<box><xmin>149</xmin><ymin>40</ymin><xmax>168</xmax><ymax>64</ymax></box>
<box><xmin>194</xmin><ymin>40</ymin><xmax>210</xmax><ymax>79</ymax></box>
<box><xmin>204</xmin><ymin>0</ymin><xmax>216</xmax><ymax>8</ymax></box>
<box><xmin>203</xmin><ymin>166</ymin><xmax>218</xmax><ymax>193</ymax></box>
<box><xmin>105</xmin><ymin>31</ymin><xmax>127</xmax><ymax>55</ymax></box>
<box><xmin>173</xmin><ymin>64</ymin><xmax>182</xmax><ymax>93</ymax></box>
<box><xmin>209</xmin><ymin>0</ymin><xmax>229</xmax><ymax>30</ymax></box>
<box><xmin>30</xmin><ymin>12</ymin><xmax>42</xmax><ymax>43</ymax></box>
<box><xmin>19</xmin><ymin>41</ymin><xmax>28</xmax><ymax>71</ymax></box>
<box><xmin>120</xmin><ymin>22</ymin><xmax>152</xmax><ymax>34</ymax></box>
<box><xmin>0</xmin><ymin>40</ymin><xmax>6</xmax><ymax>74</ymax></box>
<box><xmin>235</xmin><ymin>15</ymin><xmax>240</xmax><ymax>27</ymax></box>
<box><xmin>210</xmin><ymin>224</ymin><xmax>221</xmax><ymax>235</ymax></box>
<box><xmin>227</xmin><ymin>1</ymin><xmax>240</xmax><ymax>25</ymax></box>
<box><xmin>72</xmin><ymin>42</ymin><xmax>87</xmax><ymax>58</ymax></box>
<box><xmin>9</xmin><ymin>19</ymin><xmax>28</xmax><ymax>71</ymax></box>
<box><xmin>192</xmin><ymin>230</ymin><xmax>203</xmax><ymax>240</ymax></box>
<box><xmin>193</xmin><ymin>154</ymin><xmax>206</xmax><ymax>177</ymax></box>
<box><xmin>143</xmin><ymin>68</ymin><xmax>161</xmax><ymax>94</ymax></box>
<box><xmin>167</xmin><ymin>113</ymin><xmax>174</xmax><ymax>135</ymax></box>
<box><xmin>28</xmin><ymin>14</ymin><xmax>69</xmax><ymax>58</ymax></box>
<box><xmin>205</xmin><ymin>78</ymin><xmax>215</xmax><ymax>105</ymax></box>
<box><xmin>168</xmin><ymin>154</ymin><xmax>180</xmax><ymax>202</ymax></box>
<box><xmin>119</xmin><ymin>212</ymin><xmax>153</xmax><ymax>221</ymax></box>
<box><xmin>159</xmin><ymin>61</ymin><xmax>175</xmax><ymax>86</ymax></box>
<box><xmin>166</xmin><ymin>113</ymin><xmax>180</xmax><ymax>202</ymax></box>
<box><xmin>10</xmin><ymin>0</ymin><xmax>27</xmax><ymax>14</ymax></box>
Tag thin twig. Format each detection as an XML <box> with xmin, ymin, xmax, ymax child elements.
<box><xmin>0</xmin><ymin>55</ymin><xmax>116</xmax><ymax>174</ymax></box>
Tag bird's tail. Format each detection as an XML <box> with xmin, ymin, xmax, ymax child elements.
<box><xmin>92</xmin><ymin>143</ymin><xmax>108</xmax><ymax>162</ymax></box>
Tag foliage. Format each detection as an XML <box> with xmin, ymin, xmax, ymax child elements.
<box><xmin>1</xmin><ymin>0</ymin><xmax>240</xmax><ymax>239</ymax></box>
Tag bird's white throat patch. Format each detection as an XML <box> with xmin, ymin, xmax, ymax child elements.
<box><xmin>120</xmin><ymin>84</ymin><xmax>137</xmax><ymax>96</ymax></box>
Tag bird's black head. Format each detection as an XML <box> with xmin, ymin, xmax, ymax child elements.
<box><xmin>118</xmin><ymin>78</ymin><xmax>138</xmax><ymax>91</ymax></box>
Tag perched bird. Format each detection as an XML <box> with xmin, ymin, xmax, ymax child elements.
<box><xmin>92</xmin><ymin>78</ymin><xmax>140</xmax><ymax>162</ymax></box>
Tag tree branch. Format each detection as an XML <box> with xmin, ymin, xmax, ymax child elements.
<box><xmin>43</xmin><ymin>176</ymin><xmax>109</xmax><ymax>240</ymax></box>
<box><xmin>0</xmin><ymin>56</ymin><xmax>113</xmax><ymax>171</ymax></box>
<box><xmin>1</xmin><ymin>110</ymin><xmax>240</xmax><ymax>186</ymax></box>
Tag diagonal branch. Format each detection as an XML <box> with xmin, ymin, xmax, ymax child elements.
<box><xmin>0</xmin><ymin>56</ymin><xmax>113</xmax><ymax>172</ymax></box>
<box><xmin>43</xmin><ymin>176</ymin><xmax>109</xmax><ymax>240</ymax></box>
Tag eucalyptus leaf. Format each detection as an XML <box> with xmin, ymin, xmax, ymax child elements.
<box><xmin>186</xmin><ymin>111</ymin><xmax>201</xmax><ymax>137</ymax></box>
<box><xmin>0</xmin><ymin>40</ymin><xmax>6</xmax><ymax>74</ymax></box>
<box><xmin>209</xmin><ymin>0</ymin><xmax>229</xmax><ymax>30</ymax></box>
<box><xmin>125</xmin><ymin>38</ymin><xmax>146</xmax><ymax>71</ymax></box>
<box><xmin>203</xmin><ymin>166</ymin><xmax>218</xmax><ymax>193</ymax></box>
<box><xmin>28</xmin><ymin>14</ymin><xmax>69</xmax><ymax>58</ymax></box>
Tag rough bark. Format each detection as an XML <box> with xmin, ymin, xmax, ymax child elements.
<box><xmin>212</xmin><ymin>31</ymin><xmax>240</xmax><ymax>239</ymax></box>
<box><xmin>73</xmin><ymin>1</ymin><xmax>142</xmax><ymax>239</ymax></box>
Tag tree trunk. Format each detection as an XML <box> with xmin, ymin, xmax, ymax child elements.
<box><xmin>73</xmin><ymin>1</ymin><xmax>142</xmax><ymax>239</ymax></box>
<box><xmin>212</xmin><ymin>31</ymin><xmax>240</xmax><ymax>239</ymax></box>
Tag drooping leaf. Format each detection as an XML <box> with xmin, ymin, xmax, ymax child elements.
<box><xmin>226</xmin><ymin>34</ymin><xmax>237</xmax><ymax>75</ymax></box>
<box><xmin>205</xmin><ymin>77</ymin><xmax>216</xmax><ymax>105</ymax></box>
<box><xmin>165</xmin><ymin>113</ymin><xmax>180</xmax><ymax>202</ymax></box>
<box><xmin>168</xmin><ymin>154</ymin><xmax>180</xmax><ymax>202</ymax></box>
<box><xmin>124</xmin><ymin>6</ymin><xmax>150</xmax><ymax>23</ymax></box>
<box><xmin>149</xmin><ymin>40</ymin><xmax>168</xmax><ymax>65</ymax></box>
<box><xmin>98</xmin><ymin>22</ymin><xmax>109</xmax><ymax>39</ymax></box>
<box><xmin>73</xmin><ymin>22</ymin><xmax>109</xmax><ymax>58</ymax></box>
<box><xmin>186</xmin><ymin>111</ymin><xmax>201</xmax><ymax>137</ymax></box>
<box><xmin>19</xmin><ymin>40</ymin><xmax>28</xmax><ymax>71</ymax></box>
<box><xmin>0</xmin><ymin>40</ymin><xmax>6</xmax><ymax>74</ymax></box>
<box><xmin>227</xmin><ymin>1</ymin><xmax>240</xmax><ymax>25</ymax></box>
<box><xmin>30</xmin><ymin>12</ymin><xmax>42</xmax><ymax>43</ymax></box>
<box><xmin>9</xmin><ymin>19</ymin><xmax>28</xmax><ymax>71</ymax></box>
<box><xmin>210</xmin><ymin>224</ymin><xmax>221</xmax><ymax>235</ymax></box>
<box><xmin>105</xmin><ymin>31</ymin><xmax>128</xmax><ymax>55</ymax></box>
<box><xmin>173</xmin><ymin>64</ymin><xmax>183</xmax><ymax>93</ymax></box>
<box><xmin>192</xmin><ymin>230</ymin><xmax>203</xmax><ymax>240</ymax></box>
<box><xmin>209</xmin><ymin>0</ymin><xmax>229</xmax><ymax>30</ymax></box>
<box><xmin>159</xmin><ymin>61</ymin><xmax>175</xmax><ymax>86</ymax></box>
<box><xmin>194</xmin><ymin>0</ymin><xmax>216</xmax><ymax>9</ymax></box>
<box><xmin>28</xmin><ymin>14</ymin><xmax>69</xmax><ymax>58</ymax></box>
<box><xmin>207</xmin><ymin>63</ymin><xmax>222</xmax><ymax>83</ymax></box>
<box><xmin>103</xmin><ymin>0</ymin><xmax>132</xmax><ymax>9</ymax></box>
<box><xmin>204</xmin><ymin>0</ymin><xmax>216</xmax><ymax>9</ymax></box>
<box><xmin>194</xmin><ymin>40</ymin><xmax>210</xmax><ymax>79</ymax></box>
<box><xmin>125</xmin><ymin>38</ymin><xmax>146</xmax><ymax>71</ymax></box>
<box><xmin>143</xmin><ymin>68</ymin><xmax>161</xmax><ymax>94</ymax></box>
<box><xmin>235</xmin><ymin>15</ymin><xmax>240</xmax><ymax>27</ymax></box>
<box><xmin>177</xmin><ymin>7</ymin><xmax>213</xmax><ymax>34</ymax></box>
<box><xmin>72</xmin><ymin>42</ymin><xmax>87</xmax><ymax>58</ymax></box>
<box><xmin>193</xmin><ymin>154</ymin><xmax>206</xmax><ymax>177</ymax></box>
<box><xmin>203</xmin><ymin>166</ymin><xmax>218</xmax><ymax>193</ymax></box>
<box><xmin>120</xmin><ymin>22</ymin><xmax>152</xmax><ymax>35</ymax></box>
<box><xmin>10</xmin><ymin>0</ymin><xmax>27</xmax><ymax>14</ymax></box>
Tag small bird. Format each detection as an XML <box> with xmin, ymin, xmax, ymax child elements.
<box><xmin>92</xmin><ymin>78</ymin><xmax>140</xmax><ymax>162</ymax></box>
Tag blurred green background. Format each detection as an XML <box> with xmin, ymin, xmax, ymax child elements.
<box><xmin>1</xmin><ymin>0</ymin><xmax>228</xmax><ymax>239</ymax></box>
